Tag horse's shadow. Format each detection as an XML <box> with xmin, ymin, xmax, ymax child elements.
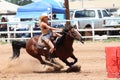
<box><xmin>33</xmin><ymin>70</ymin><xmax>68</xmax><ymax>74</ymax></box>
<box><xmin>33</xmin><ymin>66</ymin><xmax>81</xmax><ymax>74</ymax></box>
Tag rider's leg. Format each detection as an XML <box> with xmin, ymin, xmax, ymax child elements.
<box><xmin>45</xmin><ymin>39</ymin><xmax>54</xmax><ymax>62</ymax></box>
<box><xmin>47</xmin><ymin>39</ymin><xmax>54</xmax><ymax>54</ymax></box>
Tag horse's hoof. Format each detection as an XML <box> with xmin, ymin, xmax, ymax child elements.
<box><xmin>45</xmin><ymin>66</ymin><xmax>54</xmax><ymax>72</ymax></box>
<box><xmin>54</xmin><ymin>67</ymin><xmax>61</xmax><ymax>71</ymax></box>
<box><xmin>68</xmin><ymin>62</ymin><xmax>74</xmax><ymax>67</ymax></box>
<box><xmin>66</xmin><ymin>65</ymin><xmax>81</xmax><ymax>73</ymax></box>
<box><xmin>40</xmin><ymin>60</ymin><xmax>47</xmax><ymax>64</ymax></box>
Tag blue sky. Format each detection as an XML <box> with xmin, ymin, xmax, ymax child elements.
<box><xmin>32</xmin><ymin>0</ymin><xmax>64</xmax><ymax>6</ymax></box>
<box><xmin>32</xmin><ymin>0</ymin><xmax>64</xmax><ymax>3</ymax></box>
<box><xmin>32</xmin><ymin>0</ymin><xmax>41</xmax><ymax>2</ymax></box>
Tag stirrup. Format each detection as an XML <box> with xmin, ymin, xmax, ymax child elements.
<box><xmin>49</xmin><ymin>53</ymin><xmax>54</xmax><ymax>63</ymax></box>
<box><xmin>50</xmin><ymin>58</ymin><xmax>54</xmax><ymax>63</ymax></box>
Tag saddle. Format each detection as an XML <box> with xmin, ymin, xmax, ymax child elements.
<box><xmin>36</xmin><ymin>34</ymin><xmax>58</xmax><ymax>50</ymax></box>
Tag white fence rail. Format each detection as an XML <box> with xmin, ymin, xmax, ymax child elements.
<box><xmin>0</xmin><ymin>20</ymin><xmax>120</xmax><ymax>42</ymax></box>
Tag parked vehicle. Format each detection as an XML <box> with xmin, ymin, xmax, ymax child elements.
<box><xmin>106</xmin><ymin>8</ymin><xmax>118</xmax><ymax>16</ymax></box>
<box><xmin>116</xmin><ymin>9</ymin><xmax>120</xmax><ymax>16</ymax></box>
<box><xmin>71</xmin><ymin>8</ymin><xmax>120</xmax><ymax>35</ymax></box>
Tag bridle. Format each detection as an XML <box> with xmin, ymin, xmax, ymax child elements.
<box><xmin>61</xmin><ymin>27</ymin><xmax>84</xmax><ymax>44</ymax></box>
<box><xmin>68</xmin><ymin>29</ymin><xmax>78</xmax><ymax>39</ymax></box>
<box><xmin>64</xmin><ymin>27</ymin><xmax>79</xmax><ymax>40</ymax></box>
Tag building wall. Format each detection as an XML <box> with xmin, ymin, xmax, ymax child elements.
<box><xmin>69</xmin><ymin>0</ymin><xmax>120</xmax><ymax>9</ymax></box>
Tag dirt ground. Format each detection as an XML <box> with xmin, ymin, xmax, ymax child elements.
<box><xmin>0</xmin><ymin>41</ymin><xmax>120</xmax><ymax>80</ymax></box>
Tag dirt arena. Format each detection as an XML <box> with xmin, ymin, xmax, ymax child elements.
<box><xmin>0</xmin><ymin>41</ymin><xmax>119</xmax><ymax>80</ymax></box>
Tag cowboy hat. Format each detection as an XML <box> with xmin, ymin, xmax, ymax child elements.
<box><xmin>39</xmin><ymin>13</ymin><xmax>48</xmax><ymax>21</ymax></box>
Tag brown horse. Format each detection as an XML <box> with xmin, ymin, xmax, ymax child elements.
<box><xmin>11</xmin><ymin>27</ymin><xmax>83</xmax><ymax>69</ymax></box>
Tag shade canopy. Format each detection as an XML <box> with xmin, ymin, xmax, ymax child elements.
<box><xmin>0</xmin><ymin>0</ymin><xmax>19</xmax><ymax>15</ymax></box>
<box><xmin>15</xmin><ymin>0</ymin><xmax>65</xmax><ymax>18</ymax></box>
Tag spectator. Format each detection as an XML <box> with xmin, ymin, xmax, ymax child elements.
<box><xmin>33</xmin><ymin>23</ymin><xmax>41</xmax><ymax>36</ymax></box>
<box><xmin>52</xmin><ymin>13</ymin><xmax>59</xmax><ymax>28</ymax></box>
<box><xmin>0</xmin><ymin>17</ymin><xmax>7</xmax><ymax>31</ymax></box>
<box><xmin>52</xmin><ymin>13</ymin><xmax>58</xmax><ymax>20</ymax></box>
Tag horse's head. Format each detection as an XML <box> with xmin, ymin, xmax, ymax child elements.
<box><xmin>62</xmin><ymin>26</ymin><xmax>84</xmax><ymax>43</ymax></box>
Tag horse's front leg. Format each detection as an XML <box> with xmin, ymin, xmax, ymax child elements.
<box><xmin>69</xmin><ymin>54</ymin><xmax>78</xmax><ymax>66</ymax></box>
<box><xmin>60</xmin><ymin>58</ymin><xmax>71</xmax><ymax>67</ymax></box>
<box><xmin>60</xmin><ymin>55</ymin><xmax>78</xmax><ymax>67</ymax></box>
<box><xmin>60</xmin><ymin>58</ymin><xmax>74</xmax><ymax>67</ymax></box>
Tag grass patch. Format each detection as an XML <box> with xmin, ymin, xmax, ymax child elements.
<box><xmin>103</xmin><ymin>38</ymin><xmax>120</xmax><ymax>42</ymax></box>
<box><xmin>0</xmin><ymin>41</ymin><xmax>7</xmax><ymax>44</ymax></box>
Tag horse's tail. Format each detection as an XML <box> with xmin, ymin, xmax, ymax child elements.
<box><xmin>11</xmin><ymin>40</ymin><xmax>26</xmax><ymax>59</ymax></box>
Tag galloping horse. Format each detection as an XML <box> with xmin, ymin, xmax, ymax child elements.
<box><xmin>11</xmin><ymin>26</ymin><xmax>83</xmax><ymax>69</ymax></box>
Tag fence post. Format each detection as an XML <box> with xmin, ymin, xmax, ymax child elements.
<box><xmin>30</xmin><ymin>23</ymin><xmax>34</xmax><ymax>38</ymax></box>
<box><xmin>7</xmin><ymin>24</ymin><xmax>10</xmax><ymax>43</ymax></box>
<box><xmin>91</xmin><ymin>21</ymin><xmax>95</xmax><ymax>42</ymax></box>
<box><xmin>13</xmin><ymin>24</ymin><xmax>17</xmax><ymax>39</ymax></box>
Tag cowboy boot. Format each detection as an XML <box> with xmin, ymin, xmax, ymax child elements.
<box><xmin>49</xmin><ymin>53</ymin><xmax>54</xmax><ymax>63</ymax></box>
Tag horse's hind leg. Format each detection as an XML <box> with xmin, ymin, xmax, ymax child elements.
<box><xmin>33</xmin><ymin>54</ymin><xmax>60</xmax><ymax>68</ymax></box>
<box><xmin>51</xmin><ymin>60</ymin><xmax>64</xmax><ymax>69</ymax></box>
<box><xmin>44</xmin><ymin>60</ymin><xmax>63</xmax><ymax>71</ymax></box>
<box><xmin>30</xmin><ymin>54</ymin><xmax>46</xmax><ymax>64</ymax></box>
<box><xmin>30</xmin><ymin>53</ymin><xmax>62</xmax><ymax>71</ymax></box>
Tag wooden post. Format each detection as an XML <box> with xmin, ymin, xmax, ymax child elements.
<box><xmin>64</xmin><ymin>0</ymin><xmax>70</xmax><ymax>27</ymax></box>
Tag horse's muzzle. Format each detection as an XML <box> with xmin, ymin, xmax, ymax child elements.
<box><xmin>79</xmin><ymin>37</ymin><xmax>84</xmax><ymax>44</ymax></box>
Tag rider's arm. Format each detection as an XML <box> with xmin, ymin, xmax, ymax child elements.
<box><xmin>43</xmin><ymin>23</ymin><xmax>56</xmax><ymax>30</ymax></box>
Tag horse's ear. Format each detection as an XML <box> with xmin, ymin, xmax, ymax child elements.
<box><xmin>62</xmin><ymin>27</ymin><xmax>69</xmax><ymax>33</ymax></box>
<box><xmin>69</xmin><ymin>25</ymin><xmax>75</xmax><ymax>30</ymax></box>
<box><xmin>73</xmin><ymin>25</ymin><xmax>77</xmax><ymax>29</ymax></box>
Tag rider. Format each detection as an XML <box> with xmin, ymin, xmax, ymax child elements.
<box><xmin>39</xmin><ymin>13</ymin><xmax>61</xmax><ymax>62</ymax></box>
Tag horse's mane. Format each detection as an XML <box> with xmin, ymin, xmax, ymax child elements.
<box><xmin>55</xmin><ymin>28</ymin><xmax>68</xmax><ymax>48</ymax></box>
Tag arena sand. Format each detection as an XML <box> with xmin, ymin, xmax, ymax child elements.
<box><xmin>0</xmin><ymin>41</ymin><xmax>120</xmax><ymax>80</ymax></box>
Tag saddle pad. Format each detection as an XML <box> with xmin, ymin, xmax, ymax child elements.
<box><xmin>37</xmin><ymin>35</ymin><xmax>46</xmax><ymax>49</ymax></box>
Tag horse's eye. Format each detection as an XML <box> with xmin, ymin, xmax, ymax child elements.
<box><xmin>71</xmin><ymin>31</ymin><xmax>75</xmax><ymax>34</ymax></box>
<box><xmin>71</xmin><ymin>28</ymin><xmax>74</xmax><ymax>31</ymax></box>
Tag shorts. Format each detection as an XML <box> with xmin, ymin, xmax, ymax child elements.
<box><xmin>42</xmin><ymin>32</ymin><xmax>52</xmax><ymax>41</ymax></box>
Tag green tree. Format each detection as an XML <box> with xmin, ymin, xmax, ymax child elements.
<box><xmin>5</xmin><ymin>0</ymin><xmax>33</xmax><ymax>6</ymax></box>
<box><xmin>18</xmin><ymin>0</ymin><xmax>33</xmax><ymax>6</ymax></box>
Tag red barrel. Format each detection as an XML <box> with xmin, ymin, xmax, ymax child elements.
<box><xmin>117</xmin><ymin>47</ymin><xmax>120</xmax><ymax>73</ymax></box>
<box><xmin>105</xmin><ymin>47</ymin><xmax>120</xmax><ymax>78</ymax></box>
